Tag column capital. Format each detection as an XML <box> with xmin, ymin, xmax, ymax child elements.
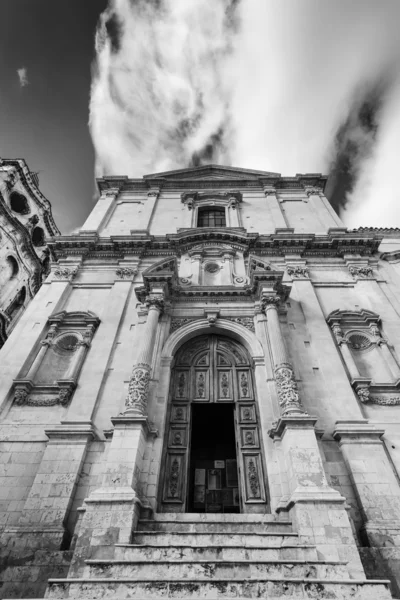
<box><xmin>145</xmin><ymin>294</ymin><xmax>165</xmax><ymax>313</ymax></box>
<box><xmin>261</xmin><ymin>295</ymin><xmax>281</xmax><ymax>313</ymax></box>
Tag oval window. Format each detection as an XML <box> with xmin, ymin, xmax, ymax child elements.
<box><xmin>32</xmin><ymin>226</ymin><xmax>45</xmax><ymax>247</ymax></box>
<box><xmin>10</xmin><ymin>192</ymin><xmax>30</xmax><ymax>215</ymax></box>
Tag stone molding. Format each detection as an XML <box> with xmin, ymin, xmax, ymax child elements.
<box><xmin>48</xmin><ymin>230</ymin><xmax>383</xmax><ymax>262</ymax></box>
<box><xmin>286</xmin><ymin>265</ymin><xmax>309</xmax><ymax>279</ymax></box>
<box><xmin>115</xmin><ymin>267</ymin><xmax>137</xmax><ymax>279</ymax></box>
<box><xmin>348</xmin><ymin>265</ymin><xmax>374</xmax><ymax>279</ymax></box>
<box><xmin>52</xmin><ymin>266</ymin><xmax>79</xmax><ymax>280</ymax></box>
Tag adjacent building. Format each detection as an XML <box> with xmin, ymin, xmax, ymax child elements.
<box><xmin>1</xmin><ymin>165</ymin><xmax>400</xmax><ymax>599</ymax></box>
<box><xmin>0</xmin><ymin>158</ymin><xmax>60</xmax><ymax>347</ymax></box>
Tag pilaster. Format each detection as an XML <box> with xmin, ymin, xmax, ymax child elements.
<box><xmin>334</xmin><ymin>420</ymin><xmax>400</xmax><ymax>590</ymax></box>
<box><xmin>64</xmin><ymin>279</ymin><xmax>132</xmax><ymax>423</ymax></box>
<box><xmin>263</xmin><ymin>290</ymin><xmax>364</xmax><ymax>577</ymax></box>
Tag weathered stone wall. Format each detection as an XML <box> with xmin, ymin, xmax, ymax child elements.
<box><xmin>2</xmin><ymin>167</ymin><xmax>400</xmax><ymax>597</ymax></box>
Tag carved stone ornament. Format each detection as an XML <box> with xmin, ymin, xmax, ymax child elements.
<box><xmin>275</xmin><ymin>363</ymin><xmax>306</xmax><ymax>415</ymax></box>
<box><xmin>240</xmin><ymin>373</ymin><xmax>249</xmax><ymax>397</ymax></box>
<box><xmin>348</xmin><ymin>265</ymin><xmax>373</xmax><ymax>278</ymax></box>
<box><xmin>369</xmin><ymin>396</ymin><xmax>400</xmax><ymax>406</ymax></box>
<box><xmin>261</xmin><ymin>296</ymin><xmax>281</xmax><ymax>312</ymax></box>
<box><xmin>226</xmin><ymin>317</ymin><xmax>255</xmax><ymax>333</ymax></box>
<box><xmin>357</xmin><ymin>387</ymin><xmax>370</xmax><ymax>404</ymax></box>
<box><xmin>305</xmin><ymin>187</ymin><xmax>321</xmax><ymax>197</ymax></box>
<box><xmin>169</xmin><ymin>458</ymin><xmax>180</xmax><ymax>497</ymax></box>
<box><xmin>145</xmin><ymin>295</ymin><xmax>165</xmax><ymax>312</ymax></box>
<box><xmin>13</xmin><ymin>383</ymin><xmax>75</xmax><ymax>407</ymax></box>
<box><xmin>170</xmin><ymin>318</ymin><xmax>200</xmax><ymax>333</ymax></box>
<box><xmin>53</xmin><ymin>267</ymin><xmax>78</xmax><ymax>281</ymax></box>
<box><xmin>248</xmin><ymin>458</ymin><xmax>260</xmax><ymax>497</ymax></box>
<box><xmin>116</xmin><ymin>267</ymin><xmax>137</xmax><ymax>279</ymax></box>
<box><xmin>331</xmin><ymin>324</ymin><xmax>345</xmax><ymax>345</ymax></box>
<box><xmin>287</xmin><ymin>265</ymin><xmax>309</xmax><ymax>279</ymax></box>
<box><xmin>14</xmin><ymin>387</ymin><xmax>30</xmax><ymax>406</ymax></box>
<box><xmin>125</xmin><ymin>365</ymin><xmax>151</xmax><ymax>414</ymax></box>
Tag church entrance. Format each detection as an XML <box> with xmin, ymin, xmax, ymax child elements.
<box><xmin>160</xmin><ymin>334</ymin><xmax>268</xmax><ymax>513</ymax></box>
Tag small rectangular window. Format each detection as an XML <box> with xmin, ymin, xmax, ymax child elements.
<box><xmin>197</xmin><ymin>207</ymin><xmax>226</xmax><ymax>227</ymax></box>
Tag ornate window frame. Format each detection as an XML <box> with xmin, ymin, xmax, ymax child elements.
<box><xmin>181</xmin><ymin>191</ymin><xmax>243</xmax><ymax>228</ymax></box>
<box><xmin>12</xmin><ymin>311</ymin><xmax>100</xmax><ymax>407</ymax></box>
<box><xmin>327</xmin><ymin>309</ymin><xmax>400</xmax><ymax>405</ymax></box>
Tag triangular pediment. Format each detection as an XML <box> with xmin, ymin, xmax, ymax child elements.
<box><xmin>144</xmin><ymin>164</ymin><xmax>280</xmax><ymax>181</ymax></box>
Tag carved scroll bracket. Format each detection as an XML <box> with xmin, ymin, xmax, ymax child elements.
<box><xmin>52</xmin><ymin>266</ymin><xmax>79</xmax><ymax>281</ymax></box>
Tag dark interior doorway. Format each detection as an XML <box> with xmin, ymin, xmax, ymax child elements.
<box><xmin>188</xmin><ymin>403</ymin><xmax>240</xmax><ymax>513</ymax></box>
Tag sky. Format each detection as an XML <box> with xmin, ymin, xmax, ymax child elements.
<box><xmin>0</xmin><ymin>0</ymin><xmax>107</xmax><ymax>233</ymax></box>
<box><xmin>2</xmin><ymin>0</ymin><xmax>400</xmax><ymax>234</ymax></box>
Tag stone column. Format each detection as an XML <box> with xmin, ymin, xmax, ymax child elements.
<box><xmin>264</xmin><ymin>294</ymin><xmax>365</xmax><ymax>577</ymax></box>
<box><xmin>379</xmin><ymin>339</ymin><xmax>400</xmax><ymax>379</ymax></box>
<box><xmin>125</xmin><ymin>295</ymin><xmax>164</xmax><ymax>416</ymax></box>
<box><xmin>68</xmin><ymin>294</ymin><xmax>163</xmax><ymax>576</ymax></box>
<box><xmin>330</xmin><ymin>323</ymin><xmax>360</xmax><ymax>380</ymax></box>
<box><xmin>24</xmin><ymin>323</ymin><xmax>58</xmax><ymax>381</ymax></box>
<box><xmin>261</xmin><ymin>295</ymin><xmax>306</xmax><ymax>416</ymax></box>
<box><xmin>263</xmin><ymin>187</ymin><xmax>288</xmax><ymax>229</ymax></box>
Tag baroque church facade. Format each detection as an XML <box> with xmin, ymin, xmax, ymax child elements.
<box><xmin>0</xmin><ymin>158</ymin><xmax>60</xmax><ymax>347</ymax></box>
<box><xmin>1</xmin><ymin>164</ymin><xmax>400</xmax><ymax>599</ymax></box>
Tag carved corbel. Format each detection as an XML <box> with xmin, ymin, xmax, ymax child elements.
<box><xmin>204</xmin><ymin>309</ymin><xmax>219</xmax><ymax>325</ymax></box>
<box><xmin>116</xmin><ymin>267</ymin><xmax>138</xmax><ymax>280</ymax></box>
<box><xmin>287</xmin><ymin>265</ymin><xmax>309</xmax><ymax>279</ymax></box>
<box><xmin>53</xmin><ymin>266</ymin><xmax>79</xmax><ymax>281</ymax></box>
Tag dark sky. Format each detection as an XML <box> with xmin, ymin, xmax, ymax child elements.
<box><xmin>0</xmin><ymin>0</ymin><xmax>107</xmax><ymax>233</ymax></box>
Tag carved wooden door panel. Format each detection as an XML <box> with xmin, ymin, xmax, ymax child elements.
<box><xmin>160</xmin><ymin>335</ymin><xmax>268</xmax><ymax>512</ymax></box>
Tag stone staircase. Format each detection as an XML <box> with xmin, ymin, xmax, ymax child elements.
<box><xmin>45</xmin><ymin>513</ymin><xmax>392</xmax><ymax>599</ymax></box>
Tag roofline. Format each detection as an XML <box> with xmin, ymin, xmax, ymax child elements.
<box><xmin>143</xmin><ymin>164</ymin><xmax>281</xmax><ymax>178</ymax></box>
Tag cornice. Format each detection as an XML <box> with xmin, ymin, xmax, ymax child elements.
<box><xmin>95</xmin><ymin>171</ymin><xmax>328</xmax><ymax>194</ymax></box>
<box><xmin>47</xmin><ymin>229</ymin><xmax>383</xmax><ymax>262</ymax></box>
<box><xmin>0</xmin><ymin>158</ymin><xmax>60</xmax><ymax>236</ymax></box>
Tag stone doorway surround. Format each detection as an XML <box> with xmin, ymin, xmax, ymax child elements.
<box><xmin>159</xmin><ymin>333</ymin><xmax>269</xmax><ymax>514</ymax></box>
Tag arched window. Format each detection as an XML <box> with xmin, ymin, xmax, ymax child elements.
<box><xmin>197</xmin><ymin>207</ymin><xmax>226</xmax><ymax>228</ymax></box>
<box><xmin>10</xmin><ymin>192</ymin><xmax>30</xmax><ymax>215</ymax></box>
<box><xmin>6</xmin><ymin>256</ymin><xmax>19</xmax><ymax>279</ymax></box>
<box><xmin>32</xmin><ymin>226</ymin><xmax>45</xmax><ymax>247</ymax></box>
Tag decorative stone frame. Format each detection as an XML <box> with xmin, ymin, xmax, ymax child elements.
<box><xmin>181</xmin><ymin>191</ymin><xmax>243</xmax><ymax>228</ymax></box>
<box><xmin>327</xmin><ymin>309</ymin><xmax>400</xmax><ymax>404</ymax></box>
<box><xmin>12</xmin><ymin>310</ymin><xmax>100</xmax><ymax>407</ymax></box>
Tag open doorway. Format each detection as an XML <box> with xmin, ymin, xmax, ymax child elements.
<box><xmin>188</xmin><ymin>403</ymin><xmax>240</xmax><ymax>513</ymax></box>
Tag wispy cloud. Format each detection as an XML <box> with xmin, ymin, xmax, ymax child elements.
<box><xmin>90</xmin><ymin>0</ymin><xmax>400</xmax><ymax>227</ymax></box>
<box><xmin>17</xmin><ymin>67</ymin><xmax>29</xmax><ymax>88</ymax></box>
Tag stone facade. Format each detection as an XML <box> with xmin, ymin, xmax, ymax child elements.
<box><xmin>0</xmin><ymin>158</ymin><xmax>60</xmax><ymax>347</ymax></box>
<box><xmin>1</xmin><ymin>164</ymin><xmax>400</xmax><ymax>598</ymax></box>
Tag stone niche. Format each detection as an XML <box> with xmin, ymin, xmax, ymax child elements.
<box><xmin>179</xmin><ymin>244</ymin><xmax>247</xmax><ymax>287</ymax></box>
<box><xmin>10</xmin><ymin>310</ymin><xmax>100</xmax><ymax>409</ymax></box>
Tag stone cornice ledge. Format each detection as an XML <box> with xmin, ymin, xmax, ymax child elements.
<box><xmin>111</xmin><ymin>415</ymin><xmax>159</xmax><ymax>438</ymax></box>
<box><xmin>268</xmin><ymin>415</ymin><xmax>318</xmax><ymax>440</ymax></box>
<box><xmin>333</xmin><ymin>420</ymin><xmax>385</xmax><ymax>444</ymax></box>
<box><xmin>44</xmin><ymin>421</ymin><xmax>98</xmax><ymax>442</ymax></box>
<box><xmin>279</xmin><ymin>486</ymin><xmax>346</xmax><ymax>512</ymax></box>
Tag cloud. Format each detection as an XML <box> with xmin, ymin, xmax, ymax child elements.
<box><xmin>90</xmin><ymin>0</ymin><xmax>400</xmax><ymax>227</ymax></box>
<box><xmin>17</xmin><ymin>67</ymin><xmax>29</xmax><ymax>88</ymax></box>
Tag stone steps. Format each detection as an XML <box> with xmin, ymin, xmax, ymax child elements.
<box><xmin>45</xmin><ymin>577</ymin><xmax>393</xmax><ymax>599</ymax></box>
<box><xmin>84</xmin><ymin>558</ymin><xmax>349</xmax><ymax>580</ymax></box>
<box><xmin>137</xmin><ymin>518</ymin><xmax>292</xmax><ymax>533</ymax></box>
<box><xmin>132</xmin><ymin>530</ymin><xmax>299</xmax><ymax>547</ymax></box>
<box><xmin>137</xmin><ymin>520</ymin><xmax>292</xmax><ymax>534</ymax></box>
<box><xmin>114</xmin><ymin>542</ymin><xmax>319</xmax><ymax>561</ymax></box>
<box><xmin>44</xmin><ymin>514</ymin><xmax>393</xmax><ymax>599</ymax></box>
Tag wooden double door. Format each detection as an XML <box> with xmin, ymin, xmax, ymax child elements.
<box><xmin>160</xmin><ymin>335</ymin><xmax>268</xmax><ymax>513</ymax></box>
